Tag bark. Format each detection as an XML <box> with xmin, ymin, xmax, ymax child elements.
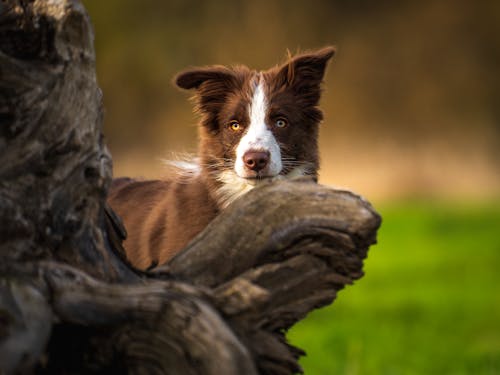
<box><xmin>0</xmin><ymin>1</ymin><xmax>381</xmax><ymax>374</ymax></box>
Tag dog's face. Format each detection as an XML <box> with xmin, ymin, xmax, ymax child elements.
<box><xmin>175</xmin><ymin>47</ymin><xmax>334</xmax><ymax>206</ymax></box>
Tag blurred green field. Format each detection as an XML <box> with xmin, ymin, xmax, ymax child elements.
<box><xmin>288</xmin><ymin>201</ymin><xmax>500</xmax><ymax>374</ymax></box>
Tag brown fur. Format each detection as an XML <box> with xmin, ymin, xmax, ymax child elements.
<box><xmin>108</xmin><ymin>176</ymin><xmax>218</xmax><ymax>269</ymax></box>
<box><xmin>108</xmin><ymin>47</ymin><xmax>335</xmax><ymax>270</ymax></box>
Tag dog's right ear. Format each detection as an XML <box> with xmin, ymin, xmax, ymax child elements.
<box><xmin>175</xmin><ymin>66</ymin><xmax>235</xmax><ymax>90</ymax></box>
<box><xmin>175</xmin><ymin>66</ymin><xmax>239</xmax><ymax>131</ymax></box>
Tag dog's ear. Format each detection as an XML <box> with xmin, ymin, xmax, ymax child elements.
<box><xmin>175</xmin><ymin>66</ymin><xmax>241</xmax><ymax>131</ymax></box>
<box><xmin>175</xmin><ymin>66</ymin><xmax>235</xmax><ymax>90</ymax></box>
<box><xmin>275</xmin><ymin>46</ymin><xmax>335</xmax><ymax>89</ymax></box>
<box><xmin>268</xmin><ymin>47</ymin><xmax>335</xmax><ymax>125</ymax></box>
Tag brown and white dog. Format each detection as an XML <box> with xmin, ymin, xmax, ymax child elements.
<box><xmin>108</xmin><ymin>47</ymin><xmax>335</xmax><ymax>270</ymax></box>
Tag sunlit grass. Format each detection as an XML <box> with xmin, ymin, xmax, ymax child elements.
<box><xmin>288</xmin><ymin>201</ymin><xmax>500</xmax><ymax>374</ymax></box>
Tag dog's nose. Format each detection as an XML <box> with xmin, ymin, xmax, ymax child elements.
<box><xmin>243</xmin><ymin>151</ymin><xmax>270</xmax><ymax>172</ymax></box>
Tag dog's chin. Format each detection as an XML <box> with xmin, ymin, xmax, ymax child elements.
<box><xmin>214</xmin><ymin>170</ymin><xmax>280</xmax><ymax>209</ymax></box>
<box><xmin>238</xmin><ymin>172</ymin><xmax>280</xmax><ymax>185</ymax></box>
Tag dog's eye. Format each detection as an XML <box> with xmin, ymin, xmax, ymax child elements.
<box><xmin>275</xmin><ymin>118</ymin><xmax>288</xmax><ymax>128</ymax></box>
<box><xmin>229</xmin><ymin>120</ymin><xmax>241</xmax><ymax>131</ymax></box>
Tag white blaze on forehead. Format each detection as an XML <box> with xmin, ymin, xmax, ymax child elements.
<box><xmin>249</xmin><ymin>80</ymin><xmax>267</xmax><ymax>133</ymax></box>
<box><xmin>234</xmin><ymin>77</ymin><xmax>282</xmax><ymax>178</ymax></box>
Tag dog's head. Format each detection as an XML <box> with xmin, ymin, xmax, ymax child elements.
<box><xmin>175</xmin><ymin>47</ymin><xmax>335</xmax><ymax>206</ymax></box>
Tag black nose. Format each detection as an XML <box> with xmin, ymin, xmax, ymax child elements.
<box><xmin>243</xmin><ymin>151</ymin><xmax>270</xmax><ymax>172</ymax></box>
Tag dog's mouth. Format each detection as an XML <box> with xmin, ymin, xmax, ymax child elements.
<box><xmin>239</xmin><ymin>171</ymin><xmax>280</xmax><ymax>182</ymax></box>
<box><xmin>239</xmin><ymin>177</ymin><xmax>274</xmax><ymax>187</ymax></box>
<box><xmin>237</xmin><ymin>164</ymin><xmax>311</xmax><ymax>184</ymax></box>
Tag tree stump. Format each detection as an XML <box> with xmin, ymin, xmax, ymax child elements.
<box><xmin>0</xmin><ymin>1</ymin><xmax>381</xmax><ymax>374</ymax></box>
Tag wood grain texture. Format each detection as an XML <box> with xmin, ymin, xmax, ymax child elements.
<box><xmin>155</xmin><ymin>180</ymin><xmax>380</xmax><ymax>374</ymax></box>
<box><xmin>0</xmin><ymin>1</ymin><xmax>381</xmax><ymax>373</ymax></box>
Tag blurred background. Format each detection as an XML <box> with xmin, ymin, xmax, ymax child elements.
<box><xmin>83</xmin><ymin>0</ymin><xmax>499</xmax><ymax>373</ymax></box>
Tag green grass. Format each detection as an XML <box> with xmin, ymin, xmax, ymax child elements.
<box><xmin>288</xmin><ymin>200</ymin><xmax>500</xmax><ymax>374</ymax></box>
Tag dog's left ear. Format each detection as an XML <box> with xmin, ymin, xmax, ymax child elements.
<box><xmin>276</xmin><ymin>46</ymin><xmax>335</xmax><ymax>88</ymax></box>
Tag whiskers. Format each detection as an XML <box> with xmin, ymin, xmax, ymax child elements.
<box><xmin>162</xmin><ymin>152</ymin><xmax>315</xmax><ymax>206</ymax></box>
<box><xmin>280</xmin><ymin>156</ymin><xmax>315</xmax><ymax>177</ymax></box>
<box><xmin>195</xmin><ymin>155</ymin><xmax>258</xmax><ymax>208</ymax></box>
<box><xmin>211</xmin><ymin>155</ymin><xmax>316</xmax><ymax>208</ymax></box>
<box><xmin>200</xmin><ymin>157</ymin><xmax>234</xmax><ymax>174</ymax></box>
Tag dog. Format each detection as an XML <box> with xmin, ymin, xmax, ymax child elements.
<box><xmin>108</xmin><ymin>47</ymin><xmax>335</xmax><ymax>270</ymax></box>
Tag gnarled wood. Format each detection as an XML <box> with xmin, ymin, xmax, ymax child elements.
<box><xmin>158</xmin><ymin>180</ymin><xmax>379</xmax><ymax>374</ymax></box>
<box><xmin>0</xmin><ymin>1</ymin><xmax>381</xmax><ymax>374</ymax></box>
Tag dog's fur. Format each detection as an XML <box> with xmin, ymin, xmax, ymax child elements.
<box><xmin>108</xmin><ymin>47</ymin><xmax>335</xmax><ymax>269</ymax></box>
